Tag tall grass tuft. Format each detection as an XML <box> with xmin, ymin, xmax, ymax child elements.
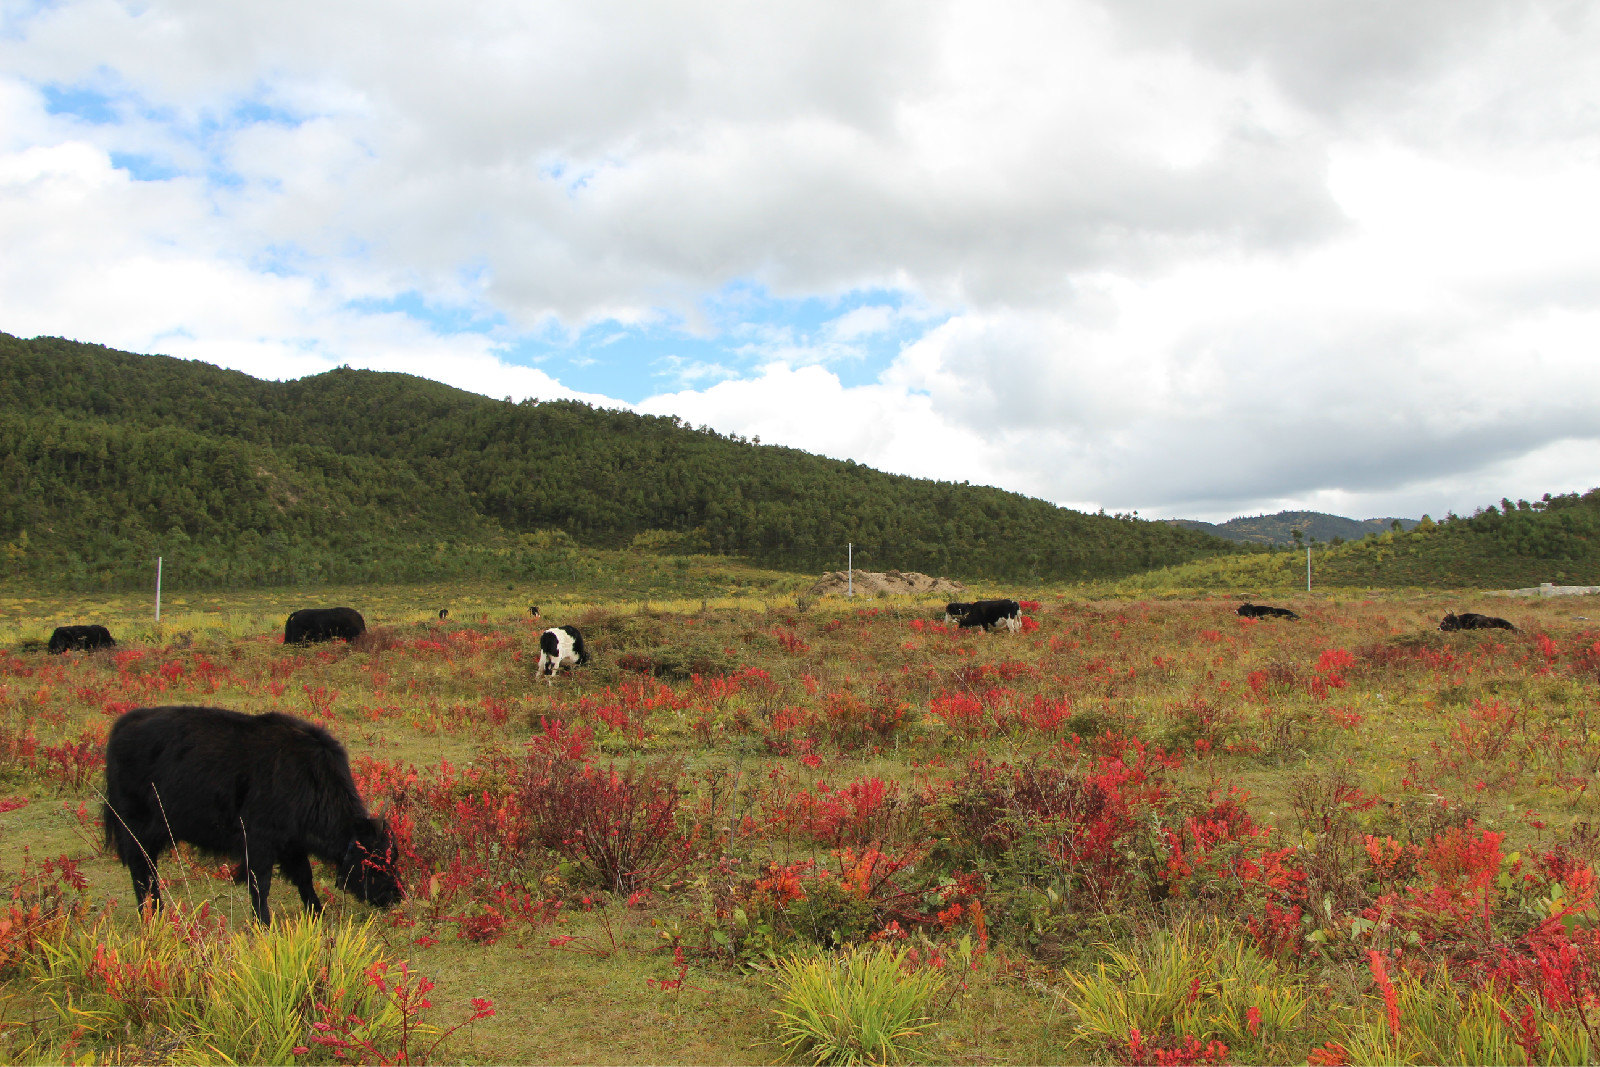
<box><xmin>771</xmin><ymin>944</ymin><xmax>945</xmax><ymax>1065</ymax></box>
<box><xmin>1333</xmin><ymin>962</ymin><xmax>1593</xmax><ymax>1066</ymax></box>
<box><xmin>22</xmin><ymin>909</ymin><xmax>421</xmax><ymax>1065</ymax></box>
<box><xmin>181</xmin><ymin>915</ymin><xmax>406</xmax><ymax>1065</ymax></box>
<box><xmin>1060</xmin><ymin>920</ymin><xmax>1310</xmax><ymax>1063</ymax></box>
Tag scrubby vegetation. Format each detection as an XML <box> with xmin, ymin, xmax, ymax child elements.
<box><xmin>4</xmin><ymin>582</ymin><xmax>1600</xmax><ymax>1062</ymax></box>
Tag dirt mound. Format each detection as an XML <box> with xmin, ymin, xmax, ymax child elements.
<box><xmin>807</xmin><ymin>569</ymin><xmax>966</xmax><ymax>598</ymax></box>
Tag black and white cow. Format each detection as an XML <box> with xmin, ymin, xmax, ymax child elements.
<box><xmin>1237</xmin><ymin>603</ymin><xmax>1299</xmax><ymax>620</ymax></box>
<box><xmin>538</xmin><ymin>624</ymin><xmax>590</xmax><ymax>677</ymax></box>
<box><xmin>1439</xmin><ymin>612</ymin><xmax>1516</xmax><ymax>632</ymax></box>
<box><xmin>48</xmin><ymin>624</ymin><xmax>116</xmax><ymax>653</ymax></box>
<box><xmin>944</xmin><ymin>599</ymin><xmax>1023</xmax><ymax>632</ymax></box>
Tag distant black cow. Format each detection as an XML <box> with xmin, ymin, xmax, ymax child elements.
<box><xmin>48</xmin><ymin>624</ymin><xmax>116</xmax><ymax>653</ymax></box>
<box><xmin>1440</xmin><ymin>612</ymin><xmax>1517</xmax><ymax>632</ymax></box>
<box><xmin>438</xmin><ymin>609</ymin><xmax>449</xmax><ymax>620</ymax></box>
<box><xmin>102</xmin><ymin>705</ymin><xmax>402</xmax><ymax>923</ymax></box>
<box><xmin>944</xmin><ymin>599</ymin><xmax>1023</xmax><ymax>632</ymax></box>
<box><xmin>538</xmin><ymin>625</ymin><xmax>590</xmax><ymax>677</ymax></box>
<box><xmin>529</xmin><ymin>605</ymin><xmax>541</xmax><ymax>619</ymax></box>
<box><xmin>284</xmin><ymin>607</ymin><xmax>366</xmax><ymax>644</ymax></box>
<box><xmin>1238</xmin><ymin>603</ymin><xmax>1299</xmax><ymax>620</ymax></box>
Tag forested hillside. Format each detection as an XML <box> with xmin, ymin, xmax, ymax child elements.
<box><xmin>1123</xmin><ymin>491</ymin><xmax>1600</xmax><ymax>591</ymax></box>
<box><xmin>0</xmin><ymin>333</ymin><xmax>1235</xmax><ymax>590</ymax></box>
<box><xmin>1168</xmin><ymin>510</ymin><xmax>1419</xmax><ymax>545</ymax></box>
<box><xmin>1313</xmin><ymin>494</ymin><xmax>1600</xmax><ymax>587</ymax></box>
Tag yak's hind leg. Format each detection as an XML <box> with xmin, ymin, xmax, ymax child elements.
<box><xmin>279</xmin><ymin>848</ymin><xmax>324</xmax><ymax>914</ymax></box>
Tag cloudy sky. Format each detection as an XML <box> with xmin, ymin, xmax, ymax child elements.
<box><xmin>3</xmin><ymin>0</ymin><xmax>1598</xmax><ymax>522</ymax></box>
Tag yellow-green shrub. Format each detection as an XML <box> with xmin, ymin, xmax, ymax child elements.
<box><xmin>772</xmin><ymin>944</ymin><xmax>945</xmax><ymax>1065</ymax></box>
<box><xmin>1060</xmin><ymin>921</ymin><xmax>1311</xmax><ymax>1063</ymax></box>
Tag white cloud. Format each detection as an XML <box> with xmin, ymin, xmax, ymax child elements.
<box><xmin>3</xmin><ymin>0</ymin><xmax>1600</xmax><ymax>525</ymax></box>
<box><xmin>638</xmin><ymin>362</ymin><xmax>1012</xmax><ymax>490</ymax></box>
<box><xmin>823</xmin><ymin>305</ymin><xmax>897</xmax><ymax>342</ymax></box>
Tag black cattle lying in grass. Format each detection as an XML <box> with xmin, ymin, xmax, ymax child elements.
<box><xmin>538</xmin><ymin>624</ymin><xmax>590</xmax><ymax>677</ymax></box>
<box><xmin>1440</xmin><ymin>612</ymin><xmax>1517</xmax><ymax>632</ymax></box>
<box><xmin>944</xmin><ymin>599</ymin><xmax>1023</xmax><ymax>632</ymax></box>
<box><xmin>102</xmin><ymin>705</ymin><xmax>402</xmax><ymax>923</ymax></box>
<box><xmin>48</xmin><ymin>624</ymin><xmax>116</xmax><ymax>653</ymax></box>
<box><xmin>1237</xmin><ymin>603</ymin><xmax>1299</xmax><ymax>620</ymax></box>
<box><xmin>284</xmin><ymin>606</ymin><xmax>366</xmax><ymax>643</ymax></box>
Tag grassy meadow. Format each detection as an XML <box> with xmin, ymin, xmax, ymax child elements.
<box><xmin>3</xmin><ymin>569</ymin><xmax>1600</xmax><ymax>1064</ymax></box>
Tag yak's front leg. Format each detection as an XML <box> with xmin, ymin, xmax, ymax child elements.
<box><xmin>127</xmin><ymin>848</ymin><xmax>162</xmax><ymax>916</ymax></box>
<box><xmin>279</xmin><ymin>848</ymin><xmax>324</xmax><ymax>914</ymax></box>
<box><xmin>241</xmin><ymin>848</ymin><xmax>278</xmax><ymax>923</ymax></box>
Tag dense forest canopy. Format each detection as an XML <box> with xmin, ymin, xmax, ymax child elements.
<box><xmin>0</xmin><ymin>333</ymin><xmax>1238</xmax><ymax>590</ymax></box>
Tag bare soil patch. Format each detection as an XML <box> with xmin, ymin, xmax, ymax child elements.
<box><xmin>806</xmin><ymin>569</ymin><xmax>965</xmax><ymax>598</ymax></box>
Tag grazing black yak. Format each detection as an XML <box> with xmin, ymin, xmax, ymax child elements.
<box><xmin>48</xmin><ymin>624</ymin><xmax>116</xmax><ymax>653</ymax></box>
<box><xmin>284</xmin><ymin>607</ymin><xmax>366</xmax><ymax>643</ymax></box>
<box><xmin>102</xmin><ymin>705</ymin><xmax>402</xmax><ymax>923</ymax></box>
<box><xmin>1238</xmin><ymin>603</ymin><xmax>1299</xmax><ymax>620</ymax></box>
<box><xmin>538</xmin><ymin>625</ymin><xmax>590</xmax><ymax>677</ymax></box>
<box><xmin>1440</xmin><ymin>612</ymin><xmax>1516</xmax><ymax>632</ymax></box>
<box><xmin>943</xmin><ymin>599</ymin><xmax>1023</xmax><ymax>632</ymax></box>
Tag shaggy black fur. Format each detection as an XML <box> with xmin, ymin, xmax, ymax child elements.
<box><xmin>102</xmin><ymin>705</ymin><xmax>401</xmax><ymax>922</ymax></box>
<box><xmin>1440</xmin><ymin>612</ymin><xmax>1516</xmax><ymax>632</ymax></box>
<box><xmin>48</xmin><ymin>624</ymin><xmax>116</xmax><ymax>653</ymax></box>
<box><xmin>1237</xmin><ymin>603</ymin><xmax>1300</xmax><ymax>620</ymax></box>
<box><xmin>284</xmin><ymin>606</ymin><xmax>366</xmax><ymax>643</ymax></box>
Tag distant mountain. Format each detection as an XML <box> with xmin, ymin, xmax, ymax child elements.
<box><xmin>1167</xmin><ymin>511</ymin><xmax>1420</xmax><ymax>546</ymax></box>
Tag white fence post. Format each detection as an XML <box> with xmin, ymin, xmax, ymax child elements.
<box><xmin>155</xmin><ymin>556</ymin><xmax>163</xmax><ymax>621</ymax></box>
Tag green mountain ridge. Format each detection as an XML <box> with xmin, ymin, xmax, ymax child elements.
<box><xmin>0</xmin><ymin>333</ymin><xmax>1237</xmax><ymax>590</ymax></box>
<box><xmin>1166</xmin><ymin>511</ymin><xmax>1421</xmax><ymax>545</ymax></box>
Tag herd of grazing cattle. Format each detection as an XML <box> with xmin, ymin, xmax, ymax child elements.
<box><xmin>22</xmin><ymin>594</ymin><xmax>1522</xmax><ymax>923</ymax></box>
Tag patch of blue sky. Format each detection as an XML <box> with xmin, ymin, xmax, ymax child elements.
<box><xmin>345</xmin><ymin>291</ymin><xmax>504</xmax><ymax>336</ymax></box>
<box><xmin>41</xmin><ymin>82</ymin><xmax>121</xmax><ymax>124</ymax></box>
<box><xmin>109</xmin><ymin>151</ymin><xmax>180</xmax><ymax>181</ymax></box>
<box><xmin>248</xmin><ymin>244</ymin><xmax>316</xmax><ymax>278</ymax></box>
<box><xmin>492</xmin><ymin>281</ymin><xmax>948</xmax><ymax>403</ymax></box>
<box><xmin>228</xmin><ymin>98</ymin><xmax>302</xmax><ymax>127</ymax></box>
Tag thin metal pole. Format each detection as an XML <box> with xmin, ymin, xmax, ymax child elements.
<box><xmin>155</xmin><ymin>556</ymin><xmax>163</xmax><ymax>620</ymax></box>
<box><xmin>848</xmin><ymin>543</ymin><xmax>853</xmax><ymax>597</ymax></box>
<box><xmin>1306</xmin><ymin>545</ymin><xmax>1311</xmax><ymax>592</ymax></box>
